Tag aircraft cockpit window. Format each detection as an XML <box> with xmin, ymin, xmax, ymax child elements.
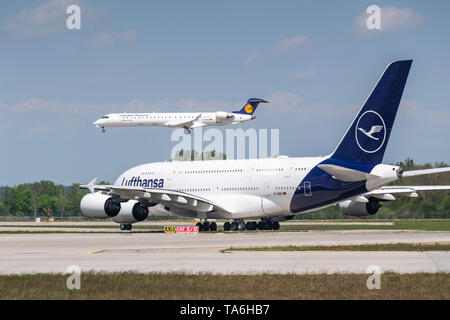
<box><xmin>101</xmin><ymin>116</ymin><xmax>109</xmax><ymax>119</ymax></box>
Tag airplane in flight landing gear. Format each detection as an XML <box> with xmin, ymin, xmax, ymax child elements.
<box><xmin>80</xmin><ymin>60</ymin><xmax>450</xmax><ymax>232</ymax></box>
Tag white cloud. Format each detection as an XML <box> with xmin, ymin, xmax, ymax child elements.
<box><xmin>243</xmin><ymin>52</ymin><xmax>263</xmax><ymax>67</ymax></box>
<box><xmin>355</xmin><ymin>6</ymin><xmax>424</xmax><ymax>34</ymax></box>
<box><xmin>2</xmin><ymin>0</ymin><xmax>107</xmax><ymax>39</ymax></box>
<box><xmin>288</xmin><ymin>68</ymin><xmax>316</xmax><ymax>80</ymax></box>
<box><xmin>84</xmin><ymin>30</ymin><xmax>138</xmax><ymax>48</ymax></box>
<box><xmin>3</xmin><ymin>97</ymin><xmax>237</xmax><ymax>114</ymax></box>
<box><xmin>8</xmin><ymin>98</ymin><xmax>110</xmax><ymax>114</ymax></box>
<box><xmin>267</xmin><ymin>91</ymin><xmax>304</xmax><ymax>112</ymax></box>
<box><xmin>401</xmin><ymin>99</ymin><xmax>449</xmax><ymax>122</ymax></box>
<box><xmin>274</xmin><ymin>35</ymin><xmax>308</xmax><ymax>53</ymax></box>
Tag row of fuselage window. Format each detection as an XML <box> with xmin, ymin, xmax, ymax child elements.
<box><xmin>139</xmin><ymin>167</ymin><xmax>309</xmax><ymax>176</ymax></box>
<box><xmin>121</xmin><ymin>115</ymin><xmax>212</xmax><ymax>120</ymax></box>
<box><xmin>174</xmin><ymin>186</ymin><xmax>297</xmax><ymax>193</ymax></box>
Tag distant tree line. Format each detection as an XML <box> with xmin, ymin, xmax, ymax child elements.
<box><xmin>0</xmin><ymin>158</ymin><xmax>449</xmax><ymax>218</ymax></box>
<box><xmin>0</xmin><ymin>181</ymin><xmax>87</xmax><ymax>218</ymax></box>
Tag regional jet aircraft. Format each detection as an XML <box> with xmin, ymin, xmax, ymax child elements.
<box><xmin>93</xmin><ymin>98</ymin><xmax>267</xmax><ymax>134</ymax></box>
<box><xmin>81</xmin><ymin>60</ymin><xmax>450</xmax><ymax>231</ymax></box>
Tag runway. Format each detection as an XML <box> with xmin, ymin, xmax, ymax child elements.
<box><xmin>1</xmin><ymin>230</ymin><xmax>449</xmax><ymax>274</ymax></box>
<box><xmin>0</xmin><ymin>220</ymin><xmax>394</xmax><ymax>232</ymax></box>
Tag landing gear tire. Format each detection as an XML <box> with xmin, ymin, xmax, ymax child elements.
<box><xmin>121</xmin><ymin>224</ymin><xmax>132</xmax><ymax>231</ymax></box>
<box><xmin>237</xmin><ymin>221</ymin><xmax>246</xmax><ymax>231</ymax></box>
<box><xmin>202</xmin><ymin>221</ymin><xmax>210</xmax><ymax>232</ymax></box>
<box><xmin>224</xmin><ymin>222</ymin><xmax>231</xmax><ymax>231</ymax></box>
<box><xmin>246</xmin><ymin>221</ymin><xmax>257</xmax><ymax>231</ymax></box>
<box><xmin>272</xmin><ymin>221</ymin><xmax>280</xmax><ymax>230</ymax></box>
<box><xmin>231</xmin><ymin>221</ymin><xmax>238</xmax><ymax>231</ymax></box>
<box><xmin>196</xmin><ymin>222</ymin><xmax>203</xmax><ymax>232</ymax></box>
<box><xmin>209</xmin><ymin>222</ymin><xmax>217</xmax><ymax>231</ymax></box>
<box><xmin>257</xmin><ymin>221</ymin><xmax>266</xmax><ymax>230</ymax></box>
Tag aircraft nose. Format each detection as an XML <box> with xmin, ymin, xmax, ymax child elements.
<box><xmin>93</xmin><ymin>119</ymin><xmax>102</xmax><ymax>127</ymax></box>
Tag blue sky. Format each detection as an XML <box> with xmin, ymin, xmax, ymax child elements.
<box><xmin>0</xmin><ymin>0</ymin><xmax>449</xmax><ymax>185</ymax></box>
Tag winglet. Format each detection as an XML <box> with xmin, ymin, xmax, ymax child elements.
<box><xmin>86</xmin><ymin>177</ymin><xmax>98</xmax><ymax>193</ymax></box>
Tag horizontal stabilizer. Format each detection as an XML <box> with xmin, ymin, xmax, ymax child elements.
<box><xmin>402</xmin><ymin>167</ymin><xmax>450</xmax><ymax>178</ymax></box>
<box><xmin>318</xmin><ymin>164</ymin><xmax>376</xmax><ymax>182</ymax></box>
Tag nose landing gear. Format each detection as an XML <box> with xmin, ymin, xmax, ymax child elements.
<box><xmin>119</xmin><ymin>224</ymin><xmax>132</xmax><ymax>231</ymax></box>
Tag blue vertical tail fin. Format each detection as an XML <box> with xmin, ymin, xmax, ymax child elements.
<box><xmin>331</xmin><ymin>60</ymin><xmax>412</xmax><ymax>164</ymax></box>
<box><xmin>233</xmin><ymin>98</ymin><xmax>268</xmax><ymax>115</ymax></box>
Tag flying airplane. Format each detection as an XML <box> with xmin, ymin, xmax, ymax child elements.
<box><xmin>80</xmin><ymin>60</ymin><xmax>450</xmax><ymax>231</ymax></box>
<box><xmin>93</xmin><ymin>98</ymin><xmax>268</xmax><ymax>134</ymax></box>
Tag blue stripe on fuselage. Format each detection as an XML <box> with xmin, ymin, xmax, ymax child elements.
<box><xmin>289</xmin><ymin>159</ymin><xmax>369</xmax><ymax>213</ymax></box>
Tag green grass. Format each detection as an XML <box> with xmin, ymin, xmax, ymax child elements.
<box><xmin>227</xmin><ymin>242</ymin><xmax>450</xmax><ymax>252</ymax></box>
<box><xmin>279</xmin><ymin>219</ymin><xmax>450</xmax><ymax>232</ymax></box>
<box><xmin>0</xmin><ymin>272</ymin><xmax>448</xmax><ymax>299</ymax></box>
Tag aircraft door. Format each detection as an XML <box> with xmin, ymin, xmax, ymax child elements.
<box><xmin>264</xmin><ymin>181</ymin><xmax>272</xmax><ymax>197</ymax></box>
<box><xmin>304</xmin><ymin>181</ymin><xmax>312</xmax><ymax>196</ymax></box>
<box><xmin>284</xmin><ymin>163</ymin><xmax>294</xmax><ymax>178</ymax></box>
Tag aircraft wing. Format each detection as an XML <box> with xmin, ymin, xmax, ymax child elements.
<box><xmin>190</xmin><ymin>122</ymin><xmax>207</xmax><ymax>128</ymax></box>
<box><xmin>166</xmin><ymin>113</ymin><xmax>202</xmax><ymax>128</ymax></box>
<box><xmin>80</xmin><ymin>179</ymin><xmax>225</xmax><ymax>214</ymax></box>
<box><xmin>364</xmin><ymin>185</ymin><xmax>450</xmax><ymax>200</ymax></box>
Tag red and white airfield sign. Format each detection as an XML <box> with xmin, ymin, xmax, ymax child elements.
<box><xmin>175</xmin><ymin>226</ymin><xmax>199</xmax><ymax>233</ymax></box>
<box><xmin>165</xmin><ymin>226</ymin><xmax>199</xmax><ymax>233</ymax></box>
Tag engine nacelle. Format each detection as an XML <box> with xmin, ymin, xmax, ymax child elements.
<box><xmin>112</xmin><ymin>200</ymin><xmax>149</xmax><ymax>224</ymax></box>
<box><xmin>216</xmin><ymin>111</ymin><xmax>233</xmax><ymax>121</ymax></box>
<box><xmin>80</xmin><ymin>192</ymin><xmax>121</xmax><ymax>218</ymax></box>
<box><xmin>339</xmin><ymin>198</ymin><xmax>381</xmax><ymax>217</ymax></box>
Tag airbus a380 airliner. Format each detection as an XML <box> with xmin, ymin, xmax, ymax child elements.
<box><xmin>93</xmin><ymin>98</ymin><xmax>267</xmax><ymax>134</ymax></box>
<box><xmin>81</xmin><ymin>60</ymin><xmax>450</xmax><ymax>231</ymax></box>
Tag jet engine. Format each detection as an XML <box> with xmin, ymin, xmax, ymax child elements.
<box><xmin>338</xmin><ymin>198</ymin><xmax>381</xmax><ymax>217</ymax></box>
<box><xmin>112</xmin><ymin>200</ymin><xmax>149</xmax><ymax>224</ymax></box>
<box><xmin>215</xmin><ymin>111</ymin><xmax>233</xmax><ymax>122</ymax></box>
<box><xmin>80</xmin><ymin>192</ymin><xmax>121</xmax><ymax>218</ymax></box>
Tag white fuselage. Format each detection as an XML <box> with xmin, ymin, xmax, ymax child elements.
<box><xmin>93</xmin><ymin>112</ymin><xmax>254</xmax><ymax>129</ymax></box>
<box><xmin>114</xmin><ymin>156</ymin><xmax>325</xmax><ymax>219</ymax></box>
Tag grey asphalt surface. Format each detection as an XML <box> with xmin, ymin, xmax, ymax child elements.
<box><xmin>1</xmin><ymin>229</ymin><xmax>449</xmax><ymax>274</ymax></box>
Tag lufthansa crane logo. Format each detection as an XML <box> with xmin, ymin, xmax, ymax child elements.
<box><xmin>355</xmin><ymin>110</ymin><xmax>386</xmax><ymax>153</ymax></box>
<box><xmin>244</xmin><ymin>104</ymin><xmax>254</xmax><ymax>114</ymax></box>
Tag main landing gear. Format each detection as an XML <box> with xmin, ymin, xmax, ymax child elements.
<box><xmin>223</xmin><ymin>219</ymin><xmax>280</xmax><ymax>232</ymax></box>
<box><xmin>196</xmin><ymin>220</ymin><xmax>217</xmax><ymax>232</ymax></box>
<box><xmin>183</xmin><ymin>126</ymin><xmax>191</xmax><ymax>134</ymax></box>
<box><xmin>120</xmin><ymin>224</ymin><xmax>132</xmax><ymax>231</ymax></box>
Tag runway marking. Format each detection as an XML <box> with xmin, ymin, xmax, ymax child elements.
<box><xmin>81</xmin><ymin>250</ymin><xmax>103</xmax><ymax>254</ymax></box>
